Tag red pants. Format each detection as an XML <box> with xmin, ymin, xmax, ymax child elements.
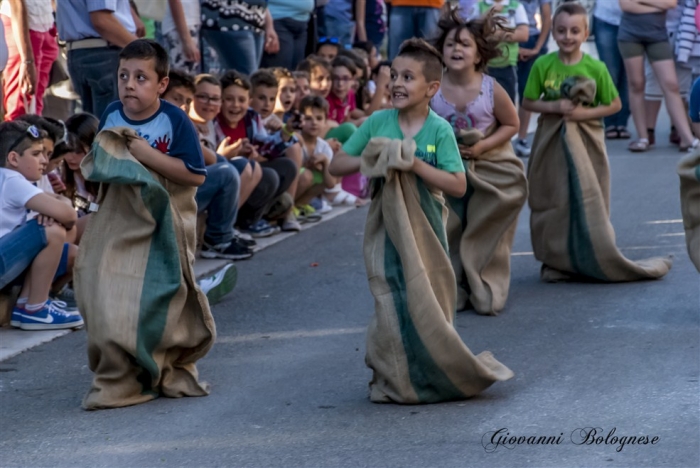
<box><xmin>1</xmin><ymin>14</ymin><xmax>58</xmax><ymax>120</ymax></box>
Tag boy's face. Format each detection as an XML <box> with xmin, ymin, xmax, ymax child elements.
<box><xmin>7</xmin><ymin>142</ymin><xmax>46</xmax><ymax>182</ymax></box>
<box><xmin>390</xmin><ymin>56</ymin><xmax>439</xmax><ymax>111</ymax></box>
<box><xmin>295</xmin><ymin>77</ymin><xmax>311</xmax><ymax>107</ymax></box>
<box><xmin>220</xmin><ymin>84</ymin><xmax>250</xmax><ymax>127</ymax></box>
<box><xmin>331</xmin><ymin>65</ymin><xmax>353</xmax><ymax>100</ymax></box>
<box><xmin>552</xmin><ymin>13</ymin><xmax>588</xmax><ymax>55</ymax></box>
<box><xmin>317</xmin><ymin>44</ymin><xmax>338</xmax><ymax>63</ymax></box>
<box><xmin>276</xmin><ymin>78</ymin><xmax>297</xmax><ymax>113</ymax></box>
<box><xmin>300</xmin><ymin>107</ymin><xmax>327</xmax><ymax>138</ymax></box>
<box><xmin>163</xmin><ymin>85</ymin><xmax>194</xmax><ymax>114</ymax></box>
<box><xmin>118</xmin><ymin>58</ymin><xmax>169</xmax><ymax>120</ymax></box>
<box><xmin>192</xmin><ymin>81</ymin><xmax>222</xmax><ymax>122</ymax></box>
<box><xmin>250</xmin><ymin>85</ymin><xmax>278</xmax><ymax>119</ymax></box>
<box><xmin>443</xmin><ymin>28</ymin><xmax>480</xmax><ymax>72</ymax></box>
<box><xmin>310</xmin><ymin>66</ymin><xmax>332</xmax><ymax>98</ymax></box>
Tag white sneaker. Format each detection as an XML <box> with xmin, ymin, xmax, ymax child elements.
<box><xmin>515</xmin><ymin>139</ymin><xmax>531</xmax><ymax>157</ymax></box>
<box><xmin>198</xmin><ymin>263</ymin><xmax>237</xmax><ymax>305</ymax></box>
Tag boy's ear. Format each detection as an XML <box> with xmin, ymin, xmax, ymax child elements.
<box><xmin>157</xmin><ymin>76</ymin><xmax>170</xmax><ymax>96</ymax></box>
<box><xmin>426</xmin><ymin>80</ymin><xmax>441</xmax><ymax>99</ymax></box>
<box><xmin>5</xmin><ymin>150</ymin><xmax>21</xmax><ymax>168</ymax></box>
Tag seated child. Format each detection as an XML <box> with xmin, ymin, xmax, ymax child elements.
<box><xmin>474</xmin><ymin>0</ymin><xmax>529</xmax><ymax>103</ymax></box>
<box><xmin>162</xmin><ymin>70</ymin><xmax>253</xmax><ymax>259</ymax></box>
<box><xmin>296</xmin><ymin>96</ymin><xmax>338</xmax><ymax>214</ymax></box>
<box><xmin>329</xmin><ymin>38</ymin><xmax>512</xmax><ymax>403</ymax></box>
<box><xmin>214</xmin><ymin>70</ymin><xmax>297</xmax><ymax>236</ymax></box>
<box><xmin>61</xmin><ymin>113</ymin><xmax>100</xmax><ymax>220</ymax></box>
<box><xmin>272</xmin><ymin>67</ymin><xmax>298</xmax><ymax>123</ymax></box>
<box><xmin>0</xmin><ymin>121</ymin><xmax>83</xmax><ymax>330</ymax></box>
<box><xmin>292</xmin><ymin>71</ymin><xmax>312</xmax><ymax>111</ymax></box>
<box><xmin>328</xmin><ymin>56</ymin><xmax>361</xmax><ymax>125</ymax></box>
<box><xmin>316</xmin><ymin>36</ymin><xmax>341</xmax><ymax>63</ymax></box>
<box><xmin>16</xmin><ymin>115</ymin><xmax>67</xmax><ymax>197</ymax></box>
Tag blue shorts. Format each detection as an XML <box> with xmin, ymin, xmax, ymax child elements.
<box><xmin>215</xmin><ymin>154</ymin><xmax>255</xmax><ymax>174</ymax></box>
<box><xmin>0</xmin><ymin>219</ymin><xmax>70</xmax><ymax>290</ymax></box>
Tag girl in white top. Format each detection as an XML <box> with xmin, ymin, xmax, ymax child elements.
<box><xmin>430</xmin><ymin>9</ymin><xmax>519</xmax><ymax>158</ymax></box>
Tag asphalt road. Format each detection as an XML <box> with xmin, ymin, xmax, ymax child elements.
<box><xmin>1</xmin><ymin>130</ymin><xmax>698</xmax><ymax>468</ymax></box>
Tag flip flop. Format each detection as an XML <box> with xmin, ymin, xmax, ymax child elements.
<box><xmin>617</xmin><ymin>127</ymin><xmax>631</xmax><ymax>139</ymax></box>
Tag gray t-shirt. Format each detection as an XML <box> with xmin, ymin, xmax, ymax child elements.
<box><xmin>618</xmin><ymin>11</ymin><xmax>668</xmax><ymax>44</ymax></box>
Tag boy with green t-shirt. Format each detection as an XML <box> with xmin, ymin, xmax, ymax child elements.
<box><xmin>476</xmin><ymin>0</ymin><xmax>529</xmax><ymax>102</ymax></box>
<box><xmin>330</xmin><ymin>41</ymin><xmax>466</xmax><ymax>194</ymax></box>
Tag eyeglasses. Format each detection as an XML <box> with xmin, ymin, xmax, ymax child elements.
<box><xmin>8</xmin><ymin>125</ymin><xmax>42</xmax><ymax>154</ymax></box>
<box><xmin>318</xmin><ymin>36</ymin><xmax>340</xmax><ymax>45</ymax></box>
<box><xmin>195</xmin><ymin>93</ymin><xmax>222</xmax><ymax>104</ymax></box>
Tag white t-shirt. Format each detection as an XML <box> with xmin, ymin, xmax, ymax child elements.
<box><xmin>161</xmin><ymin>0</ymin><xmax>201</xmax><ymax>35</ymax></box>
<box><xmin>27</xmin><ymin>174</ymin><xmax>55</xmax><ymax>220</ymax></box>
<box><xmin>0</xmin><ymin>168</ymin><xmax>43</xmax><ymax>238</ymax></box>
<box><xmin>301</xmin><ymin>137</ymin><xmax>333</xmax><ymax>164</ymax></box>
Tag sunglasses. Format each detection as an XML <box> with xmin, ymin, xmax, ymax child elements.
<box><xmin>8</xmin><ymin>125</ymin><xmax>42</xmax><ymax>154</ymax></box>
<box><xmin>318</xmin><ymin>36</ymin><xmax>340</xmax><ymax>45</ymax></box>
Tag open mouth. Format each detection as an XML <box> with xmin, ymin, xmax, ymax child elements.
<box><xmin>450</xmin><ymin>54</ymin><xmax>464</xmax><ymax>61</ymax></box>
<box><xmin>392</xmin><ymin>91</ymin><xmax>408</xmax><ymax>100</ymax></box>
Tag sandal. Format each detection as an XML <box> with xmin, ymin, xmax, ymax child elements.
<box><xmin>617</xmin><ymin>127</ymin><xmax>631</xmax><ymax>139</ymax></box>
<box><xmin>628</xmin><ymin>139</ymin><xmax>650</xmax><ymax>153</ymax></box>
<box><xmin>605</xmin><ymin>126</ymin><xmax>620</xmax><ymax>139</ymax></box>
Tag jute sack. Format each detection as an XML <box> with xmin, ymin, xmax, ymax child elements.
<box><xmin>445</xmin><ymin>128</ymin><xmax>528</xmax><ymax>315</ymax></box>
<box><xmin>361</xmin><ymin>137</ymin><xmax>513</xmax><ymax>404</ymax></box>
<box><xmin>678</xmin><ymin>148</ymin><xmax>700</xmax><ymax>272</ymax></box>
<box><xmin>75</xmin><ymin>127</ymin><xmax>216</xmax><ymax>410</ymax></box>
<box><xmin>528</xmin><ymin>77</ymin><xmax>672</xmax><ymax>282</ymax></box>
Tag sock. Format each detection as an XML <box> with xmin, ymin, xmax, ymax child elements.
<box><xmin>25</xmin><ymin>302</ymin><xmax>46</xmax><ymax>313</ymax></box>
<box><xmin>16</xmin><ymin>297</ymin><xmax>28</xmax><ymax>308</ymax></box>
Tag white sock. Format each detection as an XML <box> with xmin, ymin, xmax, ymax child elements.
<box><xmin>25</xmin><ymin>302</ymin><xmax>46</xmax><ymax>312</ymax></box>
<box><xmin>16</xmin><ymin>297</ymin><xmax>28</xmax><ymax>307</ymax></box>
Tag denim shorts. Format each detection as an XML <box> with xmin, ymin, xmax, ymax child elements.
<box><xmin>0</xmin><ymin>219</ymin><xmax>70</xmax><ymax>290</ymax></box>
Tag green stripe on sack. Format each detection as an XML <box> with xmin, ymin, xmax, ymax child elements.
<box><xmin>561</xmin><ymin>125</ymin><xmax>607</xmax><ymax>281</ymax></box>
<box><xmin>383</xmin><ymin>235</ymin><xmax>465</xmax><ymax>403</ymax></box>
<box><xmin>88</xmin><ymin>145</ymin><xmax>182</xmax><ymax>395</ymax></box>
<box><xmin>417</xmin><ymin>178</ymin><xmax>449</xmax><ymax>252</ymax></box>
<box><xmin>446</xmin><ymin>160</ymin><xmax>472</xmax><ymax>231</ymax></box>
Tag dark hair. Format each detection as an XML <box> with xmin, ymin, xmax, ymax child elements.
<box><xmin>299</xmin><ymin>95</ymin><xmax>329</xmax><ymax>116</ymax></box>
<box><xmin>433</xmin><ymin>7</ymin><xmax>510</xmax><ymax>73</ymax></box>
<box><xmin>553</xmin><ymin>2</ymin><xmax>589</xmax><ymax>27</ymax></box>
<box><xmin>296</xmin><ymin>55</ymin><xmax>332</xmax><ymax>76</ymax></box>
<box><xmin>396</xmin><ymin>38</ymin><xmax>445</xmax><ymax>83</ymax></box>
<box><xmin>331</xmin><ymin>55</ymin><xmax>358</xmax><ymax>77</ymax></box>
<box><xmin>119</xmin><ymin>39</ymin><xmax>170</xmax><ymax>80</ymax></box>
<box><xmin>292</xmin><ymin>70</ymin><xmax>310</xmax><ymax>81</ymax></box>
<box><xmin>64</xmin><ymin>113</ymin><xmax>99</xmax><ymax>155</ymax></box>
<box><xmin>195</xmin><ymin>73</ymin><xmax>221</xmax><ymax>88</ymax></box>
<box><xmin>353</xmin><ymin>40</ymin><xmax>375</xmax><ymax>56</ymax></box>
<box><xmin>0</xmin><ymin>120</ymin><xmax>47</xmax><ymax>166</ymax></box>
<box><xmin>316</xmin><ymin>39</ymin><xmax>340</xmax><ymax>53</ymax></box>
<box><xmin>250</xmin><ymin>68</ymin><xmax>279</xmax><ymax>91</ymax></box>
<box><xmin>220</xmin><ymin>70</ymin><xmax>251</xmax><ymax>92</ymax></box>
<box><xmin>16</xmin><ymin>114</ymin><xmax>65</xmax><ymax>143</ymax></box>
<box><xmin>165</xmin><ymin>69</ymin><xmax>196</xmax><ymax>95</ymax></box>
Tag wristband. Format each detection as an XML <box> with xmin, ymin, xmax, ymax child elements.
<box><xmin>282</xmin><ymin>124</ymin><xmax>294</xmax><ymax>137</ymax></box>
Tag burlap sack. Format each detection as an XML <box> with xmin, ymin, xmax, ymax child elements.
<box><xmin>75</xmin><ymin>127</ymin><xmax>216</xmax><ymax>410</ymax></box>
<box><xmin>360</xmin><ymin>137</ymin><xmax>513</xmax><ymax>404</ymax></box>
<box><xmin>445</xmin><ymin>129</ymin><xmax>528</xmax><ymax>315</ymax></box>
<box><xmin>528</xmin><ymin>77</ymin><xmax>672</xmax><ymax>282</ymax></box>
<box><xmin>678</xmin><ymin>149</ymin><xmax>700</xmax><ymax>272</ymax></box>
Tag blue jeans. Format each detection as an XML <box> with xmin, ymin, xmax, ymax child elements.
<box><xmin>67</xmin><ymin>46</ymin><xmax>120</xmax><ymax>118</ymax></box>
<box><xmin>323</xmin><ymin>15</ymin><xmax>354</xmax><ymax>48</ymax></box>
<box><xmin>201</xmin><ymin>29</ymin><xmax>264</xmax><ymax>76</ymax></box>
<box><xmin>196</xmin><ymin>162</ymin><xmax>240</xmax><ymax>245</ymax></box>
<box><xmin>517</xmin><ymin>33</ymin><xmax>548</xmax><ymax>104</ymax></box>
<box><xmin>261</xmin><ymin>18</ymin><xmax>308</xmax><ymax>70</ymax></box>
<box><xmin>0</xmin><ymin>220</ymin><xmax>68</xmax><ymax>290</ymax></box>
<box><xmin>388</xmin><ymin>6</ymin><xmax>441</xmax><ymax>60</ymax></box>
<box><xmin>488</xmin><ymin>66</ymin><xmax>517</xmax><ymax>103</ymax></box>
<box><xmin>593</xmin><ymin>17</ymin><xmax>631</xmax><ymax>129</ymax></box>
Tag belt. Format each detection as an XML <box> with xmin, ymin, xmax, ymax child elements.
<box><xmin>66</xmin><ymin>38</ymin><xmax>110</xmax><ymax>51</ymax></box>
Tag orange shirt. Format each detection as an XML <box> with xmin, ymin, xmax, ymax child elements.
<box><xmin>387</xmin><ymin>0</ymin><xmax>444</xmax><ymax>7</ymax></box>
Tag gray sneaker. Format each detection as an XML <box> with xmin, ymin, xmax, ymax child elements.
<box><xmin>515</xmin><ymin>139</ymin><xmax>531</xmax><ymax>157</ymax></box>
<box><xmin>281</xmin><ymin>213</ymin><xmax>301</xmax><ymax>232</ymax></box>
<box><xmin>51</xmin><ymin>285</ymin><xmax>77</xmax><ymax>311</ymax></box>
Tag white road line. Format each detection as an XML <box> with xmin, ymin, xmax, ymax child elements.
<box><xmin>646</xmin><ymin>219</ymin><xmax>683</xmax><ymax>224</ymax></box>
<box><xmin>217</xmin><ymin>326</ymin><xmax>366</xmax><ymax>344</ymax></box>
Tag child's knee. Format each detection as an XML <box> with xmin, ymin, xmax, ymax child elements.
<box><xmin>66</xmin><ymin>244</ymin><xmax>78</xmax><ymax>270</ymax></box>
<box><xmin>44</xmin><ymin>223</ymin><xmax>67</xmax><ymax>244</ymax></box>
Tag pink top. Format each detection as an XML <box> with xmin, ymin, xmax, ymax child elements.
<box><xmin>430</xmin><ymin>74</ymin><xmax>495</xmax><ymax>134</ymax></box>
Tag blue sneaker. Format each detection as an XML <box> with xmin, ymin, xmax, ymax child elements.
<box><xmin>241</xmin><ymin>219</ymin><xmax>279</xmax><ymax>238</ymax></box>
<box><xmin>11</xmin><ymin>300</ymin><xmax>84</xmax><ymax>330</ymax></box>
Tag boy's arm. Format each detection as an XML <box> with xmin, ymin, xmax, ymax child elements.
<box><xmin>128</xmin><ymin>137</ymin><xmax>205</xmax><ymax>186</ymax></box>
<box><xmin>25</xmin><ymin>193</ymin><xmax>77</xmax><ymax>229</ymax></box>
<box><xmin>522</xmin><ymin>97</ymin><xmax>575</xmax><ymax>115</ymax></box>
<box><xmin>329</xmin><ymin>149</ymin><xmax>361</xmax><ymax>176</ymax></box>
<box><xmin>412</xmin><ymin>161</ymin><xmax>467</xmax><ymax>198</ymax></box>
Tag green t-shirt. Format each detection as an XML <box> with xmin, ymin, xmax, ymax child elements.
<box><xmin>523</xmin><ymin>52</ymin><xmax>619</xmax><ymax>106</ymax></box>
<box><xmin>342</xmin><ymin>109</ymin><xmax>465</xmax><ymax>174</ymax></box>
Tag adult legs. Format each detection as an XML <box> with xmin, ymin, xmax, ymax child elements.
<box><xmin>388</xmin><ymin>7</ymin><xmax>415</xmax><ymax>60</ymax></box>
<box><xmin>650</xmin><ymin>58</ymin><xmax>696</xmax><ymax>147</ymax></box>
<box><xmin>33</xmin><ymin>29</ymin><xmax>59</xmax><ymax>116</ymax></box>
<box><xmin>201</xmin><ymin>29</ymin><xmax>259</xmax><ymax>75</ymax></box>
<box><xmin>261</xmin><ymin>18</ymin><xmax>308</xmax><ymax>70</ymax></box>
<box><xmin>416</xmin><ymin>7</ymin><xmax>440</xmax><ymax>43</ymax></box>
<box><xmin>621</xmin><ymin>52</ymin><xmax>648</xmax><ymax>142</ymax></box>
<box><xmin>595</xmin><ymin>18</ymin><xmax>629</xmax><ymax>130</ymax></box>
<box><xmin>67</xmin><ymin>47</ymin><xmax>120</xmax><ymax>118</ymax></box>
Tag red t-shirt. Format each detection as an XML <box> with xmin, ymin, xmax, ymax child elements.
<box><xmin>217</xmin><ymin>114</ymin><xmax>246</xmax><ymax>142</ymax></box>
<box><xmin>326</xmin><ymin>90</ymin><xmax>356</xmax><ymax>124</ymax></box>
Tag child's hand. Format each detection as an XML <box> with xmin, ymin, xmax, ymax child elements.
<box><xmin>375</xmin><ymin>65</ymin><xmax>391</xmax><ymax>89</ymax></box>
<box><xmin>309</xmin><ymin>153</ymin><xmax>329</xmax><ymax>169</ymax></box>
<box><xmin>459</xmin><ymin>141</ymin><xmax>485</xmax><ymax>159</ymax></box>
<box><xmin>265</xmin><ymin>115</ymin><xmax>284</xmax><ymax>133</ymax></box>
<box><xmin>327</xmin><ymin>138</ymin><xmax>342</xmax><ymax>153</ymax></box>
<box><xmin>218</xmin><ymin>137</ymin><xmax>247</xmax><ymax>158</ymax></box>
<box><xmin>126</xmin><ymin>135</ymin><xmax>152</xmax><ymax>161</ymax></box>
<box><xmin>554</xmin><ymin>99</ymin><xmax>576</xmax><ymax>116</ymax></box>
<box><xmin>564</xmin><ymin>105</ymin><xmax>590</xmax><ymax>122</ymax></box>
<box><xmin>36</xmin><ymin>214</ymin><xmax>57</xmax><ymax>227</ymax></box>
<box><xmin>519</xmin><ymin>48</ymin><xmax>537</xmax><ymax>61</ymax></box>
